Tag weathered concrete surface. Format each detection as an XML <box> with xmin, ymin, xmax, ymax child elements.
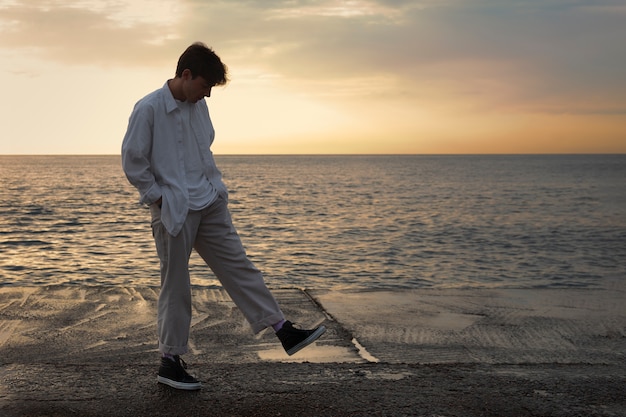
<box><xmin>0</xmin><ymin>284</ymin><xmax>624</xmax><ymax>417</ymax></box>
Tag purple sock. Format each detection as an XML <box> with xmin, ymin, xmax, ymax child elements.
<box><xmin>272</xmin><ymin>319</ymin><xmax>286</xmax><ymax>332</ymax></box>
<box><xmin>162</xmin><ymin>353</ymin><xmax>175</xmax><ymax>361</ymax></box>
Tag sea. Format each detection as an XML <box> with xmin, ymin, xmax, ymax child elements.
<box><xmin>1</xmin><ymin>154</ymin><xmax>624</xmax><ymax>291</ymax></box>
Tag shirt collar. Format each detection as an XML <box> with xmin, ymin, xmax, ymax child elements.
<box><xmin>162</xmin><ymin>81</ymin><xmax>179</xmax><ymax>114</ymax></box>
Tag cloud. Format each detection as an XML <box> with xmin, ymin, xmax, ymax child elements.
<box><xmin>188</xmin><ymin>0</ymin><xmax>626</xmax><ymax>114</ymax></box>
<box><xmin>0</xmin><ymin>0</ymin><xmax>185</xmax><ymax>69</ymax></box>
<box><xmin>1</xmin><ymin>0</ymin><xmax>625</xmax><ymax>115</ymax></box>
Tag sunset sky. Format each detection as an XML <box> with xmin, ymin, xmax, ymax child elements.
<box><xmin>1</xmin><ymin>0</ymin><xmax>625</xmax><ymax>154</ymax></box>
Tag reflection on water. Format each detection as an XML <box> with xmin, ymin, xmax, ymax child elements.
<box><xmin>0</xmin><ymin>155</ymin><xmax>625</xmax><ymax>290</ymax></box>
<box><xmin>257</xmin><ymin>344</ymin><xmax>362</xmax><ymax>363</ymax></box>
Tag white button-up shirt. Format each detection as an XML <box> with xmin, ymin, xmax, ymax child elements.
<box><xmin>121</xmin><ymin>82</ymin><xmax>228</xmax><ymax>236</ymax></box>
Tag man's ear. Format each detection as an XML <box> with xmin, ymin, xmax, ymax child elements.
<box><xmin>181</xmin><ymin>68</ymin><xmax>193</xmax><ymax>80</ymax></box>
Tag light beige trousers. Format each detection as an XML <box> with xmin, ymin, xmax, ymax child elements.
<box><xmin>150</xmin><ymin>196</ymin><xmax>284</xmax><ymax>355</ymax></box>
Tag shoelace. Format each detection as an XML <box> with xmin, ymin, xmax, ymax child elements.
<box><xmin>173</xmin><ymin>355</ymin><xmax>188</xmax><ymax>369</ymax></box>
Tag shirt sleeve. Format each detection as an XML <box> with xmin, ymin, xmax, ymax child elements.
<box><xmin>121</xmin><ymin>102</ymin><xmax>162</xmax><ymax>205</ymax></box>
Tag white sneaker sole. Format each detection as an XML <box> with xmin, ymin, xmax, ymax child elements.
<box><xmin>157</xmin><ymin>375</ymin><xmax>202</xmax><ymax>390</ymax></box>
<box><xmin>286</xmin><ymin>325</ymin><xmax>327</xmax><ymax>356</ymax></box>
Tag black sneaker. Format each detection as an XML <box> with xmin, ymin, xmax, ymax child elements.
<box><xmin>157</xmin><ymin>355</ymin><xmax>202</xmax><ymax>390</ymax></box>
<box><xmin>276</xmin><ymin>321</ymin><xmax>326</xmax><ymax>356</ymax></box>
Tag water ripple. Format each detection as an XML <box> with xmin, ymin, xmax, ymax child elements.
<box><xmin>0</xmin><ymin>154</ymin><xmax>624</xmax><ymax>290</ymax></box>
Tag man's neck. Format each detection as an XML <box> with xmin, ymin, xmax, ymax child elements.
<box><xmin>167</xmin><ymin>78</ymin><xmax>186</xmax><ymax>101</ymax></box>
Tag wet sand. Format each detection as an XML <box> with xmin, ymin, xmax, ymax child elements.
<box><xmin>0</xmin><ymin>283</ymin><xmax>624</xmax><ymax>416</ymax></box>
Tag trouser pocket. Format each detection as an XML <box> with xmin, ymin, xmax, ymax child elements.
<box><xmin>150</xmin><ymin>204</ymin><xmax>168</xmax><ymax>265</ymax></box>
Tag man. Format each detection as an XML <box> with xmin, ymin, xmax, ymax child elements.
<box><xmin>121</xmin><ymin>42</ymin><xmax>325</xmax><ymax>391</ymax></box>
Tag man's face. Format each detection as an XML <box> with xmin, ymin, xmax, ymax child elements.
<box><xmin>182</xmin><ymin>70</ymin><xmax>213</xmax><ymax>103</ymax></box>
